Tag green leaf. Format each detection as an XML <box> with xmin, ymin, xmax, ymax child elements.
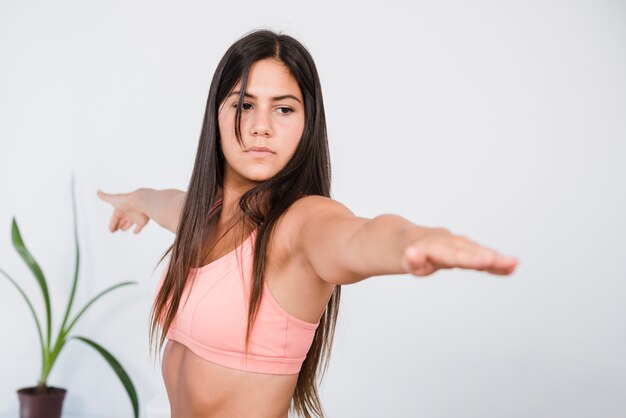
<box><xmin>0</xmin><ymin>267</ymin><xmax>47</xmax><ymax>372</ymax></box>
<box><xmin>58</xmin><ymin>172</ymin><xmax>82</xmax><ymax>349</ymax></box>
<box><xmin>11</xmin><ymin>217</ymin><xmax>52</xmax><ymax>350</ymax></box>
<box><xmin>71</xmin><ymin>336</ymin><xmax>139</xmax><ymax>418</ymax></box>
<box><xmin>51</xmin><ymin>280</ymin><xmax>137</xmax><ymax>366</ymax></box>
<box><xmin>63</xmin><ymin>281</ymin><xmax>137</xmax><ymax>337</ymax></box>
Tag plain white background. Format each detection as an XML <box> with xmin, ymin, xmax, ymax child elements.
<box><xmin>0</xmin><ymin>0</ymin><xmax>624</xmax><ymax>417</ymax></box>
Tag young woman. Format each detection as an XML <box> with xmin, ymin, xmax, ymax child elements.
<box><xmin>97</xmin><ymin>29</ymin><xmax>518</xmax><ymax>418</ymax></box>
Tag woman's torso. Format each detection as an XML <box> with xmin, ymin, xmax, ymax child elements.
<box><xmin>160</xmin><ymin>208</ymin><xmax>336</xmax><ymax>418</ymax></box>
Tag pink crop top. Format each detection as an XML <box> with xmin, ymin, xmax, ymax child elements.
<box><xmin>155</xmin><ymin>204</ymin><xmax>320</xmax><ymax>375</ymax></box>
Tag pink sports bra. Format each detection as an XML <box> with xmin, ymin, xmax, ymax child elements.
<box><xmin>155</xmin><ymin>200</ymin><xmax>320</xmax><ymax>375</ymax></box>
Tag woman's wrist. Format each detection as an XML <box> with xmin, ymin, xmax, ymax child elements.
<box><xmin>130</xmin><ymin>188</ymin><xmax>186</xmax><ymax>233</ymax></box>
<box><xmin>130</xmin><ymin>187</ymin><xmax>154</xmax><ymax>214</ymax></box>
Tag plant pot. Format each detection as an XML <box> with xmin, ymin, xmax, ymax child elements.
<box><xmin>17</xmin><ymin>386</ymin><xmax>67</xmax><ymax>418</ymax></box>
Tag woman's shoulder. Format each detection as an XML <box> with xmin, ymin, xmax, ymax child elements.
<box><xmin>279</xmin><ymin>195</ymin><xmax>355</xmax><ymax>241</ymax></box>
<box><xmin>269</xmin><ymin>195</ymin><xmax>353</xmax><ymax>266</ymax></box>
<box><xmin>289</xmin><ymin>194</ymin><xmax>353</xmax><ymax>218</ymax></box>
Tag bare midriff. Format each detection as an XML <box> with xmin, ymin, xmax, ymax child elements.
<box><xmin>162</xmin><ymin>339</ymin><xmax>297</xmax><ymax>418</ymax></box>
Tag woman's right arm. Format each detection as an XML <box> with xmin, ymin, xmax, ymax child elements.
<box><xmin>97</xmin><ymin>188</ymin><xmax>186</xmax><ymax>234</ymax></box>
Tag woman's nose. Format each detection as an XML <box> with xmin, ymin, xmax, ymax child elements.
<box><xmin>250</xmin><ymin>111</ymin><xmax>272</xmax><ymax>137</ymax></box>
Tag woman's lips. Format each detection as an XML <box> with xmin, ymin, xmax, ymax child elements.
<box><xmin>247</xmin><ymin>146</ymin><xmax>274</xmax><ymax>154</ymax></box>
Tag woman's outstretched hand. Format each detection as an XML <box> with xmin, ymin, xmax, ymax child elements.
<box><xmin>96</xmin><ymin>189</ymin><xmax>150</xmax><ymax>234</ymax></box>
<box><xmin>401</xmin><ymin>228</ymin><xmax>518</xmax><ymax>277</ymax></box>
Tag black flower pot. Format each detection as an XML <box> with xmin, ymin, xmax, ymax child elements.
<box><xmin>17</xmin><ymin>386</ymin><xmax>67</xmax><ymax>418</ymax></box>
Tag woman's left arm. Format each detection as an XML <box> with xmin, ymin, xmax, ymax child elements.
<box><xmin>289</xmin><ymin>196</ymin><xmax>519</xmax><ymax>285</ymax></box>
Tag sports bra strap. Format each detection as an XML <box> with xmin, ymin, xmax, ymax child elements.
<box><xmin>209</xmin><ymin>198</ymin><xmax>223</xmax><ymax>215</ymax></box>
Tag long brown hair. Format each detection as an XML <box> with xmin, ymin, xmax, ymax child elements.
<box><xmin>148</xmin><ymin>29</ymin><xmax>340</xmax><ymax>418</ymax></box>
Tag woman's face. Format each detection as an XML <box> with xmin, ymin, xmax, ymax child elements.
<box><xmin>217</xmin><ymin>58</ymin><xmax>305</xmax><ymax>187</ymax></box>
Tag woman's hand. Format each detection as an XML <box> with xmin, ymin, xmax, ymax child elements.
<box><xmin>97</xmin><ymin>189</ymin><xmax>150</xmax><ymax>234</ymax></box>
<box><xmin>401</xmin><ymin>228</ymin><xmax>518</xmax><ymax>277</ymax></box>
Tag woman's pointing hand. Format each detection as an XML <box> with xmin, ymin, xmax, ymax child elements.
<box><xmin>401</xmin><ymin>228</ymin><xmax>518</xmax><ymax>277</ymax></box>
<box><xmin>97</xmin><ymin>189</ymin><xmax>150</xmax><ymax>234</ymax></box>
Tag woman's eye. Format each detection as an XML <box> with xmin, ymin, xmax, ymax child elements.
<box><xmin>232</xmin><ymin>103</ymin><xmax>293</xmax><ymax>115</ymax></box>
<box><xmin>233</xmin><ymin>102</ymin><xmax>253</xmax><ymax>110</ymax></box>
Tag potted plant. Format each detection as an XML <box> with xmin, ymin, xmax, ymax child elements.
<box><xmin>0</xmin><ymin>174</ymin><xmax>139</xmax><ymax>418</ymax></box>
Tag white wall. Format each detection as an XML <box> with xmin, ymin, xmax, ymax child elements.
<box><xmin>0</xmin><ymin>0</ymin><xmax>624</xmax><ymax>417</ymax></box>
